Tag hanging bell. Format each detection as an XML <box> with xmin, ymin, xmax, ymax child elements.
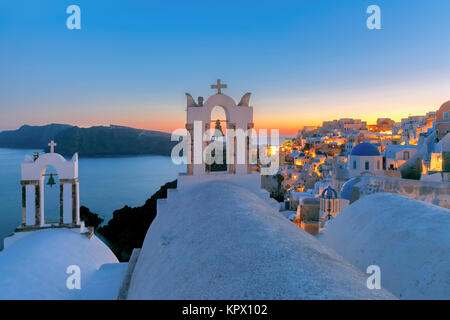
<box><xmin>47</xmin><ymin>174</ymin><xmax>56</xmax><ymax>188</ymax></box>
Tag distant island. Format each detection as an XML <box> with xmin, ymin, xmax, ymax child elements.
<box><xmin>0</xmin><ymin>124</ymin><xmax>177</xmax><ymax>157</ymax></box>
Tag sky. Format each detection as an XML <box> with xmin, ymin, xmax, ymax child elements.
<box><xmin>0</xmin><ymin>0</ymin><xmax>449</xmax><ymax>135</ymax></box>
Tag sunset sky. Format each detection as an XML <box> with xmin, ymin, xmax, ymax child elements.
<box><xmin>1</xmin><ymin>0</ymin><xmax>449</xmax><ymax>136</ymax></box>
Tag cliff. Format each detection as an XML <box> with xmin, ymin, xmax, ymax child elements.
<box><xmin>0</xmin><ymin>124</ymin><xmax>177</xmax><ymax>157</ymax></box>
<box><xmin>0</xmin><ymin>124</ymin><xmax>73</xmax><ymax>149</ymax></box>
<box><xmin>49</xmin><ymin>125</ymin><xmax>177</xmax><ymax>156</ymax></box>
<box><xmin>97</xmin><ymin>180</ymin><xmax>178</xmax><ymax>261</ymax></box>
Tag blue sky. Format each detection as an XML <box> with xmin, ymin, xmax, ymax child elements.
<box><xmin>1</xmin><ymin>0</ymin><xmax>449</xmax><ymax>134</ymax></box>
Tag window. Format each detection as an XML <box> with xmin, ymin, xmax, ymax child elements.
<box><xmin>444</xmin><ymin>112</ymin><xmax>449</xmax><ymax>120</ymax></box>
<box><xmin>365</xmin><ymin>161</ymin><xmax>370</xmax><ymax>170</ymax></box>
<box><xmin>353</xmin><ymin>161</ymin><xmax>357</xmax><ymax>169</ymax></box>
<box><xmin>403</xmin><ymin>151</ymin><xmax>410</xmax><ymax>160</ymax></box>
<box><xmin>377</xmin><ymin>160</ymin><xmax>380</xmax><ymax>170</ymax></box>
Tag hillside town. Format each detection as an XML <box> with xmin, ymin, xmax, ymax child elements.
<box><xmin>264</xmin><ymin>101</ymin><xmax>450</xmax><ymax>235</ymax></box>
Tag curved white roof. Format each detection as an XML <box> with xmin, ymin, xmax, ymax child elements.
<box><xmin>0</xmin><ymin>228</ymin><xmax>121</xmax><ymax>299</ymax></box>
<box><xmin>319</xmin><ymin>193</ymin><xmax>450</xmax><ymax>299</ymax></box>
<box><xmin>127</xmin><ymin>180</ymin><xmax>395</xmax><ymax>299</ymax></box>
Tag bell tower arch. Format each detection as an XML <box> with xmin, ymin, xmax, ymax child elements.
<box><xmin>19</xmin><ymin>141</ymin><xmax>81</xmax><ymax>230</ymax></box>
<box><xmin>185</xmin><ymin>80</ymin><xmax>254</xmax><ymax>175</ymax></box>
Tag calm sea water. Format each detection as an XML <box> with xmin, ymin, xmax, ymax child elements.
<box><xmin>0</xmin><ymin>148</ymin><xmax>185</xmax><ymax>249</ymax></box>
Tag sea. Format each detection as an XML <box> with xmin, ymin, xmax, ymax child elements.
<box><xmin>0</xmin><ymin>148</ymin><xmax>185</xmax><ymax>249</ymax></box>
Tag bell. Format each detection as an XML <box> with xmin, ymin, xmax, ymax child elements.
<box><xmin>47</xmin><ymin>174</ymin><xmax>56</xmax><ymax>188</ymax></box>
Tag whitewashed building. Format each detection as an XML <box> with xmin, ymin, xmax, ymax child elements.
<box><xmin>385</xmin><ymin>145</ymin><xmax>419</xmax><ymax>170</ymax></box>
<box><xmin>348</xmin><ymin>143</ymin><xmax>383</xmax><ymax>178</ymax></box>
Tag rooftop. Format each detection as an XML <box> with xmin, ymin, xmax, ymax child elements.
<box><xmin>319</xmin><ymin>193</ymin><xmax>450</xmax><ymax>299</ymax></box>
<box><xmin>127</xmin><ymin>179</ymin><xmax>395</xmax><ymax>299</ymax></box>
<box><xmin>350</xmin><ymin>142</ymin><xmax>380</xmax><ymax>156</ymax></box>
<box><xmin>0</xmin><ymin>228</ymin><xmax>125</xmax><ymax>299</ymax></box>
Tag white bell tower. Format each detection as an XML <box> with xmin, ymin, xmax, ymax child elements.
<box><xmin>185</xmin><ymin>80</ymin><xmax>254</xmax><ymax>175</ymax></box>
<box><xmin>19</xmin><ymin>141</ymin><xmax>81</xmax><ymax>230</ymax></box>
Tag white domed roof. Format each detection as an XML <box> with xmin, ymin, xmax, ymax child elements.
<box><xmin>320</xmin><ymin>193</ymin><xmax>450</xmax><ymax>299</ymax></box>
<box><xmin>350</xmin><ymin>143</ymin><xmax>380</xmax><ymax>156</ymax></box>
<box><xmin>0</xmin><ymin>228</ymin><xmax>119</xmax><ymax>299</ymax></box>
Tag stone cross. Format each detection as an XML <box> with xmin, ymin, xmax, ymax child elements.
<box><xmin>211</xmin><ymin>79</ymin><xmax>227</xmax><ymax>94</ymax></box>
<box><xmin>48</xmin><ymin>140</ymin><xmax>57</xmax><ymax>153</ymax></box>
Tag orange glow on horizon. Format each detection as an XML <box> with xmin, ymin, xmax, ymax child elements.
<box><xmin>24</xmin><ymin>98</ymin><xmax>441</xmax><ymax>138</ymax></box>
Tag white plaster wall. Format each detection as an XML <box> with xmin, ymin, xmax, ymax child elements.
<box><xmin>192</xmin><ymin>121</ymin><xmax>205</xmax><ymax>175</ymax></box>
<box><xmin>38</xmin><ymin>181</ymin><xmax>44</xmax><ymax>226</ymax></box>
<box><xmin>75</xmin><ymin>182</ymin><xmax>80</xmax><ymax>224</ymax></box>
<box><xmin>21</xmin><ymin>152</ymin><xmax>79</xmax><ymax>225</ymax></box>
<box><xmin>21</xmin><ymin>152</ymin><xmax>78</xmax><ymax>181</ymax></box>
<box><xmin>351</xmin><ymin>175</ymin><xmax>450</xmax><ymax>209</ymax></box>
<box><xmin>442</xmin><ymin>133</ymin><xmax>450</xmax><ymax>152</ymax></box>
<box><xmin>25</xmin><ymin>185</ymin><xmax>36</xmax><ymax>226</ymax></box>
<box><xmin>187</xmin><ymin>94</ymin><xmax>253</xmax><ymax>175</ymax></box>
<box><xmin>187</xmin><ymin>94</ymin><xmax>253</xmax><ymax>129</ymax></box>
<box><xmin>177</xmin><ymin>173</ymin><xmax>279</xmax><ymax>211</ymax></box>
<box><xmin>420</xmin><ymin>172</ymin><xmax>444</xmax><ymax>182</ymax></box>
<box><xmin>395</xmin><ymin>148</ymin><xmax>417</xmax><ymax>161</ymax></box>
<box><xmin>348</xmin><ymin>155</ymin><xmax>383</xmax><ymax>177</ymax></box>
<box><xmin>63</xmin><ymin>183</ymin><xmax>73</xmax><ymax>224</ymax></box>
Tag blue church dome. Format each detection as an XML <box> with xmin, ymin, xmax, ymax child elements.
<box><xmin>350</xmin><ymin>143</ymin><xmax>380</xmax><ymax>156</ymax></box>
<box><xmin>340</xmin><ymin>178</ymin><xmax>357</xmax><ymax>200</ymax></box>
<box><xmin>320</xmin><ymin>185</ymin><xmax>338</xmax><ymax>199</ymax></box>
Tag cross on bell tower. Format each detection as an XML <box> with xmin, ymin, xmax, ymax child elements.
<box><xmin>48</xmin><ymin>140</ymin><xmax>57</xmax><ymax>153</ymax></box>
<box><xmin>211</xmin><ymin>79</ymin><xmax>227</xmax><ymax>94</ymax></box>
